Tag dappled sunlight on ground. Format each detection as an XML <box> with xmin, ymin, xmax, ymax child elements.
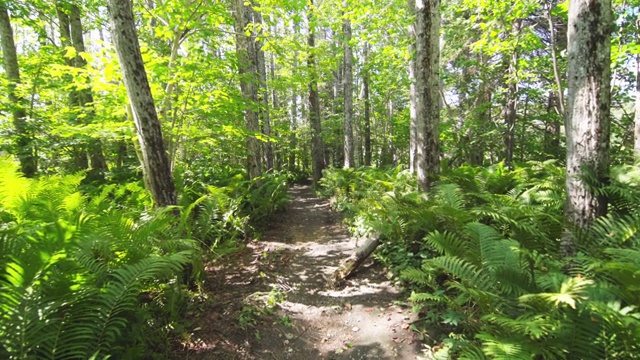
<box><xmin>177</xmin><ymin>184</ymin><xmax>423</xmax><ymax>359</ymax></box>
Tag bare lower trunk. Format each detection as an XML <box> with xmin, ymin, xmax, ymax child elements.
<box><xmin>414</xmin><ymin>0</ymin><xmax>440</xmax><ymax>191</ymax></box>
<box><xmin>408</xmin><ymin>0</ymin><xmax>417</xmax><ymax>173</ymax></box>
<box><xmin>635</xmin><ymin>55</ymin><xmax>640</xmax><ymax>158</ymax></box>
<box><xmin>563</xmin><ymin>0</ymin><xmax>612</xmax><ymax>256</ymax></box>
<box><xmin>253</xmin><ymin>7</ymin><xmax>274</xmax><ymax>172</ymax></box>
<box><xmin>503</xmin><ymin>47</ymin><xmax>518</xmax><ymax>169</ymax></box>
<box><xmin>547</xmin><ymin>5</ymin><xmax>566</xmax><ymax>117</ymax></box>
<box><xmin>363</xmin><ymin>43</ymin><xmax>372</xmax><ymax>167</ymax></box>
<box><xmin>233</xmin><ymin>0</ymin><xmax>261</xmax><ymax>180</ymax></box>
<box><xmin>343</xmin><ymin>1</ymin><xmax>354</xmax><ymax>168</ymax></box>
<box><xmin>308</xmin><ymin>0</ymin><xmax>324</xmax><ymax>186</ymax></box>
<box><xmin>289</xmin><ymin>21</ymin><xmax>300</xmax><ymax>172</ymax></box>
<box><xmin>69</xmin><ymin>4</ymin><xmax>107</xmax><ymax>179</ymax></box>
<box><xmin>0</xmin><ymin>5</ymin><xmax>37</xmax><ymax>177</ymax></box>
<box><xmin>108</xmin><ymin>0</ymin><xmax>176</xmax><ymax>207</ymax></box>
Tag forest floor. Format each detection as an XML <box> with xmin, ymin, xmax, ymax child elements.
<box><xmin>176</xmin><ymin>183</ymin><xmax>426</xmax><ymax>359</ymax></box>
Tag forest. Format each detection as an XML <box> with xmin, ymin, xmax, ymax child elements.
<box><xmin>1</xmin><ymin>0</ymin><xmax>640</xmax><ymax>358</ymax></box>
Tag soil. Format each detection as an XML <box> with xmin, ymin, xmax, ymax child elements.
<box><xmin>175</xmin><ymin>184</ymin><xmax>426</xmax><ymax>359</ymax></box>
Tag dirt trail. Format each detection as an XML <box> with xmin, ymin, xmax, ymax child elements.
<box><xmin>180</xmin><ymin>184</ymin><xmax>423</xmax><ymax>359</ymax></box>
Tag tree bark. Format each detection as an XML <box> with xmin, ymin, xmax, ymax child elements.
<box><xmin>414</xmin><ymin>0</ymin><xmax>440</xmax><ymax>191</ymax></box>
<box><xmin>69</xmin><ymin>4</ymin><xmax>108</xmax><ymax>180</ymax></box>
<box><xmin>233</xmin><ymin>0</ymin><xmax>262</xmax><ymax>180</ymax></box>
<box><xmin>0</xmin><ymin>5</ymin><xmax>37</xmax><ymax>177</ymax></box>
<box><xmin>635</xmin><ymin>54</ymin><xmax>640</xmax><ymax>158</ymax></box>
<box><xmin>502</xmin><ymin>31</ymin><xmax>519</xmax><ymax>170</ymax></box>
<box><xmin>342</xmin><ymin>1</ymin><xmax>354</xmax><ymax>168</ymax></box>
<box><xmin>408</xmin><ymin>0</ymin><xmax>417</xmax><ymax>174</ymax></box>
<box><xmin>289</xmin><ymin>21</ymin><xmax>300</xmax><ymax>172</ymax></box>
<box><xmin>363</xmin><ymin>43</ymin><xmax>372</xmax><ymax>167</ymax></box>
<box><xmin>57</xmin><ymin>2</ymin><xmax>88</xmax><ymax>172</ymax></box>
<box><xmin>107</xmin><ymin>0</ymin><xmax>176</xmax><ymax>207</ymax></box>
<box><xmin>253</xmin><ymin>6</ymin><xmax>274</xmax><ymax>172</ymax></box>
<box><xmin>330</xmin><ymin>233</ymin><xmax>382</xmax><ymax>287</ymax></box>
<box><xmin>563</xmin><ymin>0</ymin><xmax>612</xmax><ymax>256</ymax></box>
<box><xmin>308</xmin><ymin>0</ymin><xmax>325</xmax><ymax>187</ymax></box>
<box><xmin>547</xmin><ymin>5</ymin><xmax>566</xmax><ymax>117</ymax></box>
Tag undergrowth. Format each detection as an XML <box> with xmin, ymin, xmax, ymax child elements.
<box><xmin>0</xmin><ymin>158</ymin><xmax>291</xmax><ymax>359</ymax></box>
<box><xmin>320</xmin><ymin>161</ymin><xmax>640</xmax><ymax>359</ymax></box>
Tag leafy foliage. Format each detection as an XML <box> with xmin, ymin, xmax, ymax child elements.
<box><xmin>321</xmin><ymin>163</ymin><xmax>640</xmax><ymax>359</ymax></box>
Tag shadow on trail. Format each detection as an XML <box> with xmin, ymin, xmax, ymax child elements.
<box><xmin>179</xmin><ymin>184</ymin><xmax>421</xmax><ymax>360</ymax></box>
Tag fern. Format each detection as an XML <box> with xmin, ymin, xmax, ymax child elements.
<box><xmin>425</xmin><ymin>230</ymin><xmax>469</xmax><ymax>258</ymax></box>
<box><xmin>0</xmin><ymin>161</ymin><xmax>200</xmax><ymax>359</ymax></box>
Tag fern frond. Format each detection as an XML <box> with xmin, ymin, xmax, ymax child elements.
<box><xmin>402</xmin><ymin>267</ymin><xmax>432</xmax><ymax>286</ymax></box>
<box><xmin>475</xmin><ymin>333</ymin><xmax>534</xmax><ymax>360</ymax></box>
<box><xmin>520</xmin><ymin>276</ymin><xmax>594</xmax><ymax>310</ymax></box>
<box><xmin>426</xmin><ymin>256</ymin><xmax>491</xmax><ymax>290</ymax></box>
<box><xmin>424</xmin><ymin>230</ymin><xmax>469</xmax><ymax>258</ymax></box>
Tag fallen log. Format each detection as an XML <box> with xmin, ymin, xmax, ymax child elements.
<box><xmin>329</xmin><ymin>232</ymin><xmax>382</xmax><ymax>288</ymax></box>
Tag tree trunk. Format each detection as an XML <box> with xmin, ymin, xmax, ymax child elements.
<box><xmin>289</xmin><ymin>21</ymin><xmax>300</xmax><ymax>173</ymax></box>
<box><xmin>107</xmin><ymin>0</ymin><xmax>176</xmax><ymax>207</ymax></box>
<box><xmin>502</xmin><ymin>38</ymin><xmax>519</xmax><ymax>170</ymax></box>
<box><xmin>308</xmin><ymin>0</ymin><xmax>325</xmax><ymax>187</ymax></box>
<box><xmin>0</xmin><ymin>5</ymin><xmax>37</xmax><ymax>177</ymax></box>
<box><xmin>363</xmin><ymin>43</ymin><xmax>372</xmax><ymax>167</ymax></box>
<box><xmin>342</xmin><ymin>1</ymin><xmax>354</xmax><ymax>168</ymax></box>
<box><xmin>414</xmin><ymin>0</ymin><xmax>440</xmax><ymax>191</ymax></box>
<box><xmin>232</xmin><ymin>0</ymin><xmax>262</xmax><ymax>180</ymax></box>
<box><xmin>253</xmin><ymin>7</ymin><xmax>274</xmax><ymax>172</ymax></box>
<box><xmin>634</xmin><ymin>54</ymin><xmax>640</xmax><ymax>158</ymax></box>
<box><xmin>547</xmin><ymin>5</ymin><xmax>566</xmax><ymax>117</ymax></box>
<box><xmin>408</xmin><ymin>0</ymin><xmax>417</xmax><ymax>174</ymax></box>
<box><xmin>57</xmin><ymin>3</ymin><xmax>88</xmax><ymax>172</ymax></box>
<box><xmin>388</xmin><ymin>98</ymin><xmax>397</xmax><ymax>165</ymax></box>
<box><xmin>563</xmin><ymin>0</ymin><xmax>612</xmax><ymax>256</ymax></box>
<box><xmin>69</xmin><ymin>4</ymin><xmax>108</xmax><ymax>180</ymax></box>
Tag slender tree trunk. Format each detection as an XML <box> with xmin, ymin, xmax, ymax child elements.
<box><xmin>414</xmin><ymin>0</ymin><xmax>440</xmax><ymax>191</ymax></box>
<box><xmin>635</xmin><ymin>54</ymin><xmax>640</xmax><ymax>158</ymax></box>
<box><xmin>253</xmin><ymin>7</ymin><xmax>274</xmax><ymax>172</ymax></box>
<box><xmin>547</xmin><ymin>5</ymin><xmax>566</xmax><ymax>117</ymax></box>
<box><xmin>342</xmin><ymin>1</ymin><xmax>354</xmax><ymax>168</ymax></box>
<box><xmin>289</xmin><ymin>21</ymin><xmax>300</xmax><ymax>172</ymax></box>
<box><xmin>233</xmin><ymin>0</ymin><xmax>261</xmax><ymax>180</ymax></box>
<box><xmin>289</xmin><ymin>91</ymin><xmax>298</xmax><ymax>172</ymax></box>
<box><xmin>107</xmin><ymin>0</ymin><xmax>176</xmax><ymax>207</ymax></box>
<box><xmin>502</xmin><ymin>46</ymin><xmax>519</xmax><ymax>169</ymax></box>
<box><xmin>57</xmin><ymin>4</ymin><xmax>84</xmax><ymax>170</ymax></box>
<box><xmin>388</xmin><ymin>98</ymin><xmax>397</xmax><ymax>165</ymax></box>
<box><xmin>308</xmin><ymin>0</ymin><xmax>324</xmax><ymax>186</ymax></box>
<box><xmin>69</xmin><ymin>4</ymin><xmax>108</xmax><ymax>180</ymax></box>
<box><xmin>0</xmin><ymin>5</ymin><xmax>37</xmax><ymax>177</ymax></box>
<box><xmin>563</xmin><ymin>0</ymin><xmax>612</xmax><ymax>256</ymax></box>
<box><xmin>408</xmin><ymin>0</ymin><xmax>418</xmax><ymax>173</ymax></box>
<box><xmin>363</xmin><ymin>43</ymin><xmax>372</xmax><ymax>167</ymax></box>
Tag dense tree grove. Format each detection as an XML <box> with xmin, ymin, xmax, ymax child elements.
<box><xmin>2</xmin><ymin>0</ymin><xmax>640</xmax><ymax>358</ymax></box>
